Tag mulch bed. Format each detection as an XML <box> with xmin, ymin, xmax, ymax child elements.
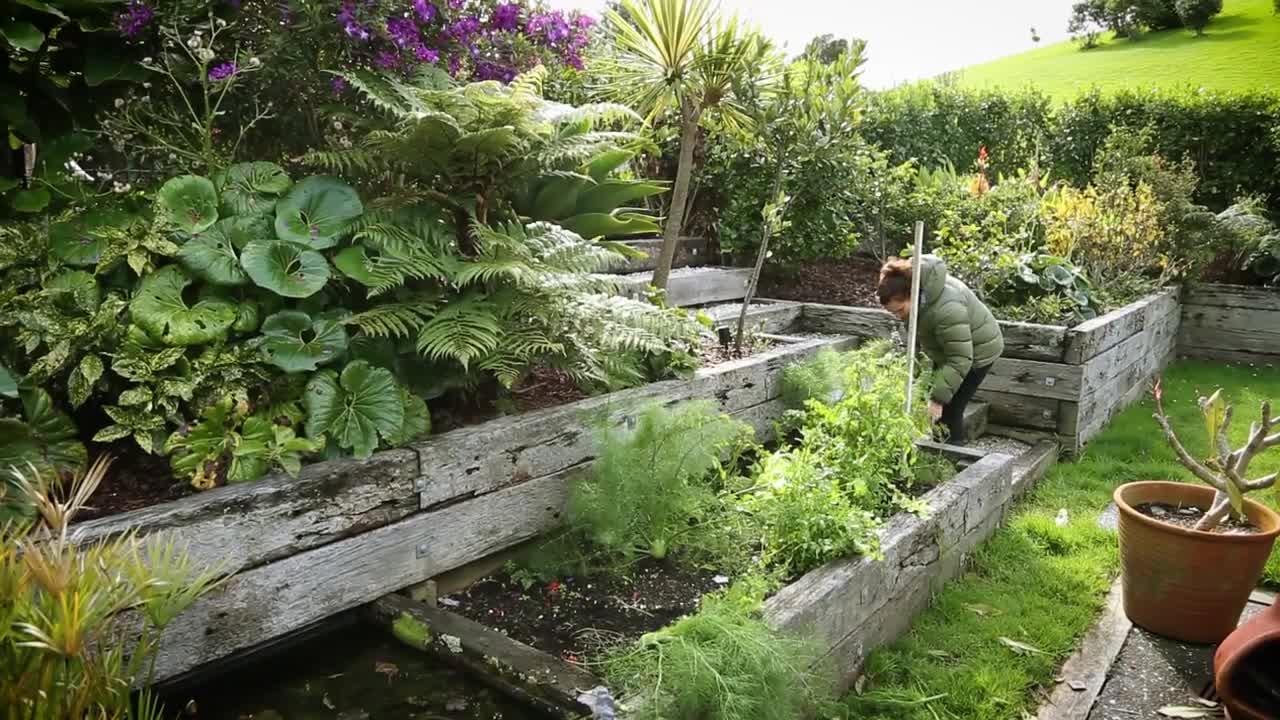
<box><xmin>445</xmin><ymin>558</ymin><xmax>726</xmax><ymax>663</ymax></box>
<box><xmin>1135</xmin><ymin>502</ymin><xmax>1263</xmax><ymax>534</ymax></box>
<box><xmin>758</xmin><ymin>257</ymin><xmax>883</xmax><ymax>309</ymax></box>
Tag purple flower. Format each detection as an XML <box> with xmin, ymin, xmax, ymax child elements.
<box><xmin>448</xmin><ymin>0</ymin><xmax>464</xmax><ymax>8</ymax></box>
<box><xmin>338</xmin><ymin>3</ymin><xmax>372</xmax><ymax>41</ymax></box>
<box><xmin>413</xmin><ymin>0</ymin><xmax>436</xmax><ymax>23</ymax></box>
<box><xmin>474</xmin><ymin>60</ymin><xmax>516</xmax><ymax>82</ymax></box>
<box><xmin>528</xmin><ymin>10</ymin><xmax>571</xmax><ymax>45</ymax></box>
<box><xmin>375</xmin><ymin>50</ymin><xmax>401</xmax><ymax>70</ymax></box>
<box><xmin>332</xmin><ymin>76</ymin><xmax>348</xmax><ymax>94</ymax></box>
<box><xmin>208</xmin><ymin>62</ymin><xmax>238</xmax><ymax>81</ymax></box>
<box><xmin>491</xmin><ymin>2</ymin><xmax>521</xmax><ymax>32</ymax></box>
<box><xmin>574</xmin><ymin>14</ymin><xmax>595</xmax><ymax>30</ymax></box>
<box><xmin>415</xmin><ymin>45</ymin><xmax>440</xmax><ymax>63</ymax></box>
<box><xmin>447</xmin><ymin>55</ymin><xmax>462</xmax><ymax>77</ymax></box>
<box><xmin>387</xmin><ymin>16</ymin><xmax>419</xmax><ymax>48</ymax></box>
<box><xmin>449</xmin><ymin>15</ymin><xmax>481</xmax><ymax>41</ymax></box>
<box><xmin>115</xmin><ymin>0</ymin><xmax>153</xmax><ymax>37</ymax></box>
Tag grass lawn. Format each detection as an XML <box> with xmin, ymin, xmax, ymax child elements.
<box><xmin>955</xmin><ymin>0</ymin><xmax>1280</xmax><ymax>100</ymax></box>
<box><xmin>841</xmin><ymin>360</ymin><xmax>1280</xmax><ymax>720</ymax></box>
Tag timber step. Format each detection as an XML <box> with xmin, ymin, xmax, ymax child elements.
<box><xmin>608</xmin><ymin>236</ymin><xmax>709</xmax><ymax>274</ymax></box>
<box><xmin>619</xmin><ymin>266</ymin><xmax>751</xmax><ymax>307</ymax></box>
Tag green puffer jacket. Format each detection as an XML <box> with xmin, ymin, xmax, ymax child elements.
<box><xmin>915</xmin><ymin>255</ymin><xmax>1004</xmax><ymax>404</ymax></box>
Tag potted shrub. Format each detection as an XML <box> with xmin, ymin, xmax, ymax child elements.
<box><xmin>1114</xmin><ymin>379</ymin><xmax>1280</xmax><ymax>644</ymax></box>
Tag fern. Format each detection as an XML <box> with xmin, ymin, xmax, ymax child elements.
<box><xmin>414</xmin><ymin>293</ymin><xmax>505</xmax><ymax>368</ymax></box>
<box><xmin>344</xmin><ymin>298</ymin><xmax>439</xmax><ymax>339</ymax></box>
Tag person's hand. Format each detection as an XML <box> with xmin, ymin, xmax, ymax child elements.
<box><xmin>928</xmin><ymin>400</ymin><xmax>944</xmax><ymax>422</ymax></box>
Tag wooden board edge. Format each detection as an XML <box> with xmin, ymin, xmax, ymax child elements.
<box><xmin>1034</xmin><ymin>579</ymin><xmax>1131</xmax><ymax>720</ymax></box>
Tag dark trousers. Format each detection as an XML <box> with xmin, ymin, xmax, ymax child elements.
<box><xmin>939</xmin><ymin>363</ymin><xmax>992</xmax><ymax>446</ymax></box>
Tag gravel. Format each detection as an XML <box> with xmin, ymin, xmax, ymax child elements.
<box><xmin>970</xmin><ymin>435</ymin><xmax>1032</xmax><ymax>457</ymax></box>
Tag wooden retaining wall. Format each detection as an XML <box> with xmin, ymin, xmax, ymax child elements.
<box><xmin>1180</xmin><ymin>284</ymin><xmax>1280</xmax><ymax>366</ymax></box>
<box><xmin>794</xmin><ymin>288</ymin><xmax>1181</xmax><ymax>453</ymax></box>
<box><xmin>74</xmin><ymin>335</ymin><xmax>856</xmax><ymax>683</ymax></box>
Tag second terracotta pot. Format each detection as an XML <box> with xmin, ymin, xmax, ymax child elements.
<box><xmin>1115</xmin><ymin>481</ymin><xmax>1280</xmax><ymax>645</ymax></box>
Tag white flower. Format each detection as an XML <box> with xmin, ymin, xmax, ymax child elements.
<box><xmin>196</xmin><ymin>48</ymin><xmax>215</xmax><ymax>63</ymax></box>
<box><xmin>216</xmin><ymin>18</ymin><xmax>228</xmax><ymax>28</ymax></box>
<box><xmin>332</xmin><ymin>120</ymin><xmax>344</xmax><ymax>131</ymax></box>
<box><xmin>142</xmin><ymin>56</ymin><xmax>154</xmax><ymax>65</ymax></box>
<box><xmin>140</xmin><ymin>96</ymin><xmax>151</xmax><ymax>103</ymax></box>
<box><xmin>187</xmin><ymin>36</ymin><xmax>202</xmax><ymax>50</ymax></box>
<box><xmin>248</xmin><ymin>57</ymin><xmax>261</xmax><ymax>67</ymax></box>
<box><xmin>114</xmin><ymin>98</ymin><xmax>125</xmax><ymax>108</ymax></box>
<box><xmin>143</xmin><ymin>82</ymin><xmax>152</xmax><ymax>89</ymax></box>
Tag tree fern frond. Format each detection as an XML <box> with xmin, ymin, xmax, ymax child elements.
<box><xmin>540</xmin><ymin>131</ymin><xmax>643</xmax><ymax>166</ymax></box>
<box><xmin>415</xmin><ymin>295</ymin><xmax>505</xmax><ymax>368</ymax></box>
<box><xmin>511</xmin><ymin>65</ymin><xmax>548</xmax><ymax>100</ymax></box>
<box><xmin>338</xmin><ymin>69</ymin><xmax>414</xmax><ymax>116</ymax></box>
<box><xmin>344</xmin><ymin>299</ymin><xmax>438</xmax><ymax>339</ymax></box>
<box><xmin>302</xmin><ymin>149</ymin><xmax>384</xmax><ymax>176</ymax></box>
<box><xmin>544</xmin><ymin>103</ymin><xmax>643</xmax><ymax>130</ymax></box>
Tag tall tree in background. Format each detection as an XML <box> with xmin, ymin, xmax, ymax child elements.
<box><xmin>1176</xmin><ymin>0</ymin><xmax>1225</xmax><ymax>34</ymax></box>
<box><xmin>732</xmin><ymin>43</ymin><xmax>865</xmax><ymax>351</ymax></box>
<box><xmin>599</xmin><ymin>0</ymin><xmax>766</xmax><ymax>290</ymax></box>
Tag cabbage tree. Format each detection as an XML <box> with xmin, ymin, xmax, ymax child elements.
<box><xmin>599</xmin><ymin>0</ymin><xmax>772</xmax><ymax>289</ymax></box>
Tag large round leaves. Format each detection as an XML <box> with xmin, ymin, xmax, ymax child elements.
<box><xmin>157</xmin><ymin>175</ymin><xmax>219</xmax><ymax>233</ymax></box>
<box><xmin>49</xmin><ymin>208</ymin><xmax>131</xmax><ymax>267</ymax></box>
<box><xmin>240</xmin><ymin>239</ymin><xmax>331</xmax><ymax>298</ymax></box>
<box><xmin>274</xmin><ymin>176</ymin><xmax>363</xmax><ymax>249</ymax></box>
<box><xmin>304</xmin><ymin>360</ymin><xmax>404</xmax><ymax>459</ymax></box>
<box><xmin>259</xmin><ymin>310</ymin><xmax>349</xmax><ymax>373</ymax></box>
<box><xmin>178</xmin><ymin>216</ymin><xmax>273</xmax><ymax>286</ymax></box>
<box><xmin>218</xmin><ymin>161</ymin><xmax>293</xmax><ymax>217</ymax></box>
<box><xmin>129</xmin><ymin>265</ymin><xmax>237</xmax><ymax>346</ymax></box>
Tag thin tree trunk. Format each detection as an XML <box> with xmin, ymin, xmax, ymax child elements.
<box><xmin>735</xmin><ymin>151</ymin><xmax>787</xmax><ymax>354</ymax></box>
<box><xmin>652</xmin><ymin>99</ymin><xmax>701</xmax><ymax>291</ymax></box>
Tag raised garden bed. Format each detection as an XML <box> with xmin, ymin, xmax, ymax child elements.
<box><xmin>1180</xmin><ymin>283</ymin><xmax>1280</xmax><ymax>367</ymax></box>
<box><xmin>368</xmin><ymin>440</ymin><xmax>1060</xmax><ymax>717</ymax></box>
<box><xmin>790</xmin><ymin>288</ymin><xmax>1182</xmax><ymax>453</ymax></box>
<box><xmin>73</xmin><ymin>332</ymin><xmax>858</xmax><ymax>684</ymax></box>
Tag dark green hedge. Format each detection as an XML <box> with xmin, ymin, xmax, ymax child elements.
<box><xmin>861</xmin><ymin>83</ymin><xmax>1280</xmax><ymax>211</ymax></box>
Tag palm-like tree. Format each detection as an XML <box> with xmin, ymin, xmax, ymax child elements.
<box><xmin>599</xmin><ymin>0</ymin><xmax>773</xmax><ymax>289</ymax></box>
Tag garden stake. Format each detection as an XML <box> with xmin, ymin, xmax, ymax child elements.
<box><xmin>903</xmin><ymin>221</ymin><xmax>924</xmax><ymax>417</ymax></box>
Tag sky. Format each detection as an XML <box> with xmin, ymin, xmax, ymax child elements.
<box><xmin>546</xmin><ymin>0</ymin><xmax>1078</xmax><ymax>88</ymax></box>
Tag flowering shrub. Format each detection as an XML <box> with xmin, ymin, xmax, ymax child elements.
<box><xmin>324</xmin><ymin>0</ymin><xmax>595</xmax><ymax>81</ymax></box>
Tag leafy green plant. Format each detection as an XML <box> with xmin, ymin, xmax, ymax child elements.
<box><xmin>0</xmin><ymin>457</ymin><xmax>224</xmax><ymax>719</ymax></box>
<box><xmin>304</xmin><ymin>360</ymin><xmax>427</xmax><ymax>459</ymax></box>
<box><xmin>987</xmin><ymin>252</ymin><xmax>1100</xmax><ymax>324</ymax></box>
<box><xmin>780</xmin><ymin>348</ymin><xmax>850</xmax><ymax>410</ymax></box>
<box><xmin>602</xmin><ymin>579</ymin><xmax>834</xmax><ymax>720</ymax></box>
<box><xmin>165</xmin><ymin>395</ymin><xmax>322</xmax><ymax>490</ymax></box>
<box><xmin>0</xmin><ymin>386</ymin><xmax>87</xmax><ymax>484</ymax></box>
<box><xmin>568</xmin><ymin>400</ymin><xmax>753</xmax><ymax>562</ymax></box>
<box><xmin>742</xmin><ymin>446</ymin><xmax>882</xmax><ymax>577</ymax></box>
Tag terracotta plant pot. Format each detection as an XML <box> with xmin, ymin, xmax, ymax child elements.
<box><xmin>1114</xmin><ymin>481</ymin><xmax>1280</xmax><ymax>644</ymax></box>
<box><xmin>1215</xmin><ymin>601</ymin><xmax>1280</xmax><ymax>720</ymax></box>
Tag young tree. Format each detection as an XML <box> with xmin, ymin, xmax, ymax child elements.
<box><xmin>732</xmin><ymin>44</ymin><xmax>865</xmax><ymax>352</ymax></box>
<box><xmin>599</xmin><ymin>0</ymin><xmax>765</xmax><ymax>290</ymax></box>
<box><xmin>1134</xmin><ymin>0</ymin><xmax>1184</xmax><ymax>29</ymax></box>
<box><xmin>1175</xmin><ymin>0</ymin><xmax>1224</xmax><ymax>34</ymax></box>
<box><xmin>1069</xmin><ymin>0</ymin><xmax>1108</xmax><ymax>47</ymax></box>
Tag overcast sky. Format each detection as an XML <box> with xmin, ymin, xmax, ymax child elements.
<box><xmin>547</xmin><ymin>0</ymin><xmax>1078</xmax><ymax>88</ymax></box>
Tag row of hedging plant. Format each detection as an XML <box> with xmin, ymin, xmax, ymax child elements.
<box><xmin>861</xmin><ymin>82</ymin><xmax>1280</xmax><ymax>214</ymax></box>
<box><xmin>0</xmin><ymin>67</ymin><xmax>704</xmax><ymax>504</ymax></box>
<box><xmin>507</xmin><ymin>343</ymin><xmax>938</xmax><ymax>719</ymax></box>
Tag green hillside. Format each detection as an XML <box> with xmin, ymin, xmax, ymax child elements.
<box><xmin>956</xmin><ymin>0</ymin><xmax>1280</xmax><ymax>99</ymax></box>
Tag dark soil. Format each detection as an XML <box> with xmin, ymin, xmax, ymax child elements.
<box><xmin>78</xmin><ymin>442</ymin><xmax>190</xmax><ymax>522</ymax></box>
<box><xmin>697</xmin><ymin>336</ymin><xmax>774</xmax><ymax>366</ymax></box>
<box><xmin>758</xmin><ymin>257</ymin><xmax>883</xmax><ymax>308</ymax></box>
<box><xmin>446</xmin><ymin>558</ymin><xmax>726</xmax><ymax>663</ymax></box>
<box><xmin>1134</xmin><ymin>502</ymin><xmax>1263</xmax><ymax>534</ymax></box>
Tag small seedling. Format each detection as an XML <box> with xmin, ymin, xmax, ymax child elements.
<box><xmin>1152</xmin><ymin>377</ymin><xmax>1280</xmax><ymax>531</ymax></box>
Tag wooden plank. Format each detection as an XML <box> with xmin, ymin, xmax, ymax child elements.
<box><xmin>1011</xmin><ymin>441</ymin><xmax>1060</xmax><ymax>497</ymax></box>
<box><xmin>1035</xmin><ymin>580</ymin><xmax>1131</xmax><ymax>720</ymax></box>
<box><xmin>1180</xmin><ymin>325</ymin><xmax>1280</xmax><ymax>358</ymax></box>
<box><xmin>984</xmin><ymin>357</ymin><xmax>1083</xmax><ymax>402</ymax></box>
<box><xmin>915</xmin><ymin>438</ymin><xmax>989</xmax><ymax>464</ymax></box>
<box><xmin>998</xmin><ymin>321</ymin><xmax>1068</xmax><ymax>362</ymax></box>
<box><xmin>370</xmin><ymin>594</ymin><xmax>594</xmax><ymax>718</ymax></box>
<box><xmin>798</xmin><ymin>304</ymin><xmax>1067</xmax><ymax>361</ymax></box>
<box><xmin>144</xmin><ymin>471</ymin><xmax>573</xmax><ymax>682</ymax></box>
<box><xmin>621</xmin><ymin>267</ymin><xmax>751</xmax><ymax>307</ymax></box>
<box><xmin>706</xmin><ymin>301</ymin><xmax>804</xmax><ymax>335</ymax></box>
<box><xmin>800</xmin><ymin>303</ymin><xmax>900</xmax><ymax>339</ymax></box>
<box><xmin>1080</xmin><ymin>330</ymin><xmax>1149</xmax><ymax>397</ymax></box>
<box><xmin>1179</xmin><ymin>346</ymin><xmax>1280</xmax><ymax>367</ymax></box>
<box><xmin>1180</xmin><ymin>305</ymin><xmax>1280</xmax><ymax>336</ymax></box>
<box><xmin>414</xmin><ymin>337</ymin><xmax>848</xmax><ymax>510</ymax></box>
<box><xmin>976</xmin><ymin>389</ymin><xmax>1060</xmax><ymax>430</ymax></box>
<box><xmin>987</xmin><ymin>423</ymin><xmax>1067</xmax><ymax>448</ymax></box>
<box><xmin>610</xmin><ymin>236</ymin><xmax>709</xmax><ymax>273</ymax></box>
<box><xmin>1183</xmin><ymin>283</ymin><xmax>1280</xmax><ymax>312</ymax></box>
<box><xmin>71</xmin><ymin>450</ymin><xmax>420</xmax><ymax>576</ymax></box>
<box><xmin>1063</xmin><ymin>291</ymin><xmax>1167</xmax><ymax>364</ymax></box>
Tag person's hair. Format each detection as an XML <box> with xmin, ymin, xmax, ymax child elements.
<box><xmin>877</xmin><ymin>258</ymin><xmax>913</xmax><ymax>305</ymax></box>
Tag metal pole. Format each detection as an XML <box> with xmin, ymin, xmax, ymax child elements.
<box><xmin>904</xmin><ymin>221</ymin><xmax>924</xmax><ymax>415</ymax></box>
